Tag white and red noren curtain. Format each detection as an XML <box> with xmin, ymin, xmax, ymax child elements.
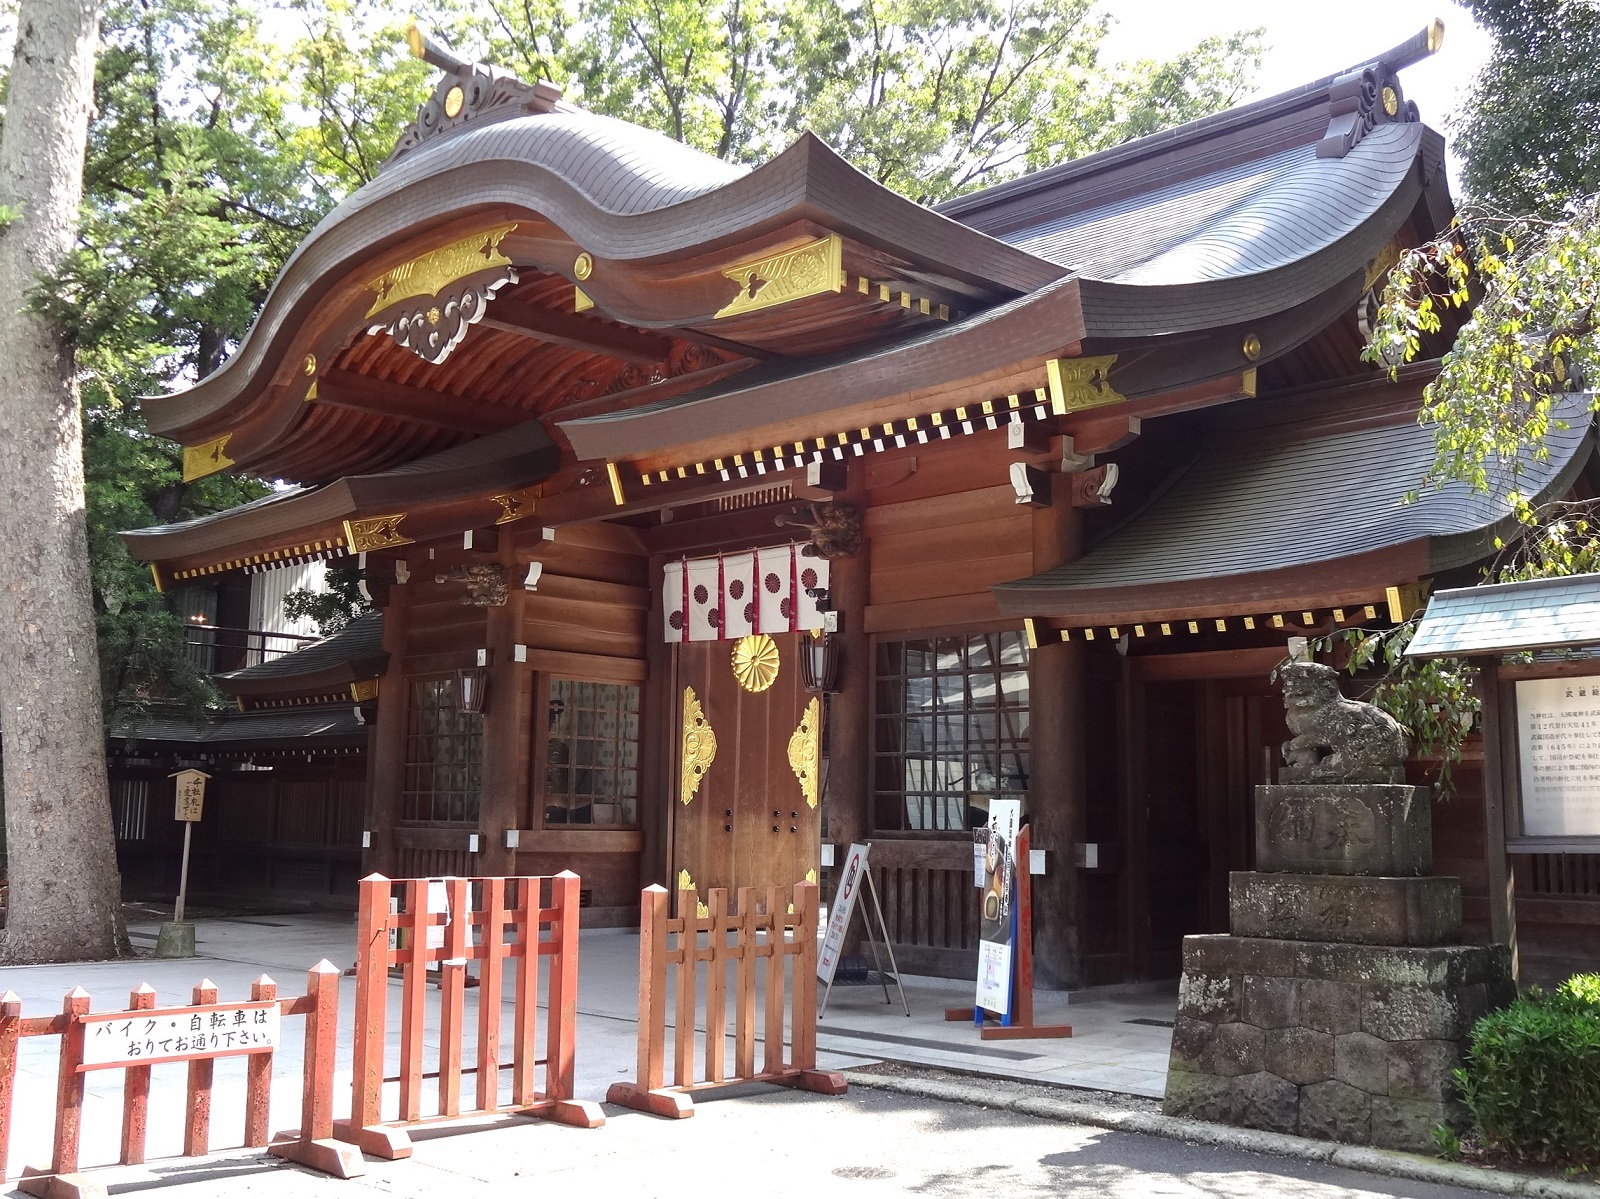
<box><xmin>662</xmin><ymin>546</ymin><xmax>830</xmax><ymax>643</ymax></box>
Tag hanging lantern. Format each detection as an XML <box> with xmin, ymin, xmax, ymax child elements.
<box><xmin>799</xmin><ymin>629</ymin><xmax>840</xmax><ymax>694</ymax></box>
<box><xmin>456</xmin><ymin>665</ymin><xmax>490</xmax><ymax>714</ymax></box>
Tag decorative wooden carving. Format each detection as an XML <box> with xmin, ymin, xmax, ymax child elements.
<box><xmin>774</xmin><ymin>501</ymin><xmax>863</xmax><ymax>560</ymax></box>
<box><xmin>1046</xmin><ymin>355</ymin><xmax>1124</xmax><ymax>415</ymax></box>
<box><xmin>434</xmin><ymin>563</ymin><xmax>507</xmax><ymax>607</ymax></box>
<box><xmin>1070</xmin><ymin>464</ymin><xmax>1120</xmax><ymax>508</ymax></box>
<box><xmin>551</xmin><ymin>341</ymin><xmax>723</xmax><ymax>412</ymax></box>
<box><xmin>731</xmin><ymin>633</ymin><xmax>780</xmax><ymax>693</ymax></box>
<box><xmin>182</xmin><ymin>434</ymin><xmax>235</xmax><ymax>482</ymax></box>
<box><xmin>715</xmin><ymin>234</ymin><xmax>842</xmax><ymax>319</ymax></box>
<box><xmin>365</xmin><ymin>225</ymin><xmax>520</xmax><ymax>365</ymax></box>
<box><xmin>680</xmin><ymin>687</ymin><xmax>717</xmax><ymax>804</ymax></box>
<box><xmin>343</xmin><ymin>514</ymin><xmax>414</xmax><ymax>553</ymax></box>
<box><xmin>383</xmin><ymin>27</ymin><xmax>562</xmax><ymax>171</ymax></box>
<box><xmin>1317</xmin><ymin>61</ymin><xmax>1419</xmax><ymax>159</ymax></box>
<box><xmin>788</xmin><ymin>697</ymin><xmax>822</xmax><ymax>808</ymax></box>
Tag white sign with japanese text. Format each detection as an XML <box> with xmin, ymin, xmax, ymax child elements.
<box><xmin>1516</xmin><ymin>675</ymin><xmax>1600</xmax><ymax>837</ymax></box>
<box><xmin>817</xmin><ymin>843</ymin><xmax>869</xmax><ymax>984</ymax></box>
<box><xmin>79</xmin><ymin>1002</ymin><xmax>280</xmax><ymax>1070</ymax></box>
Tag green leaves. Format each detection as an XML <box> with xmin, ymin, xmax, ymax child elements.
<box><xmin>1363</xmin><ymin>197</ymin><xmax>1600</xmax><ymax>499</ymax></box>
<box><xmin>1459</xmin><ymin>975</ymin><xmax>1600</xmax><ymax>1165</ymax></box>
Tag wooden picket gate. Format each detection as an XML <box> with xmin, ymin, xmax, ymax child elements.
<box><xmin>337</xmin><ymin>871</ymin><xmax>603</xmax><ymax>1159</ymax></box>
<box><xmin>0</xmin><ymin>962</ymin><xmax>359</xmax><ymax>1199</ymax></box>
<box><xmin>607</xmin><ymin>881</ymin><xmax>845</xmax><ymax>1118</ymax></box>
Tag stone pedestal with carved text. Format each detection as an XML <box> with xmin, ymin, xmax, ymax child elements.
<box><xmin>1163</xmin><ymin>782</ymin><xmax>1516</xmax><ymax>1151</ymax></box>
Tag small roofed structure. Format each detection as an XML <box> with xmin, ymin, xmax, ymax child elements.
<box><xmin>107</xmin><ymin>614</ymin><xmax>383</xmax><ymax>908</ymax></box>
<box><xmin>1407</xmin><ymin>573</ymin><xmax>1600</xmax><ymax>659</ymax></box>
<box><xmin>1404</xmin><ymin>571</ymin><xmax>1600</xmax><ymax>985</ymax></box>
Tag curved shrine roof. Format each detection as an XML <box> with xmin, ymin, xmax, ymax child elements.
<box><xmin>993</xmin><ymin>392</ymin><xmax>1596</xmax><ymax>625</ymax></box>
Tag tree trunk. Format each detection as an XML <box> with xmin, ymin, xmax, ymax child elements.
<box><xmin>0</xmin><ymin>0</ymin><xmax>125</xmax><ymax>962</ymax></box>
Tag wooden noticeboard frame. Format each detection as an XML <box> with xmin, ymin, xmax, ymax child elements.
<box><xmin>1488</xmin><ymin>659</ymin><xmax>1600</xmax><ymax>854</ymax></box>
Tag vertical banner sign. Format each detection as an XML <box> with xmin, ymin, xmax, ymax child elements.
<box><xmin>975</xmin><ymin>799</ymin><xmax>1021</xmax><ymax>1015</ymax></box>
<box><xmin>817</xmin><ymin>843</ymin><xmax>870</xmax><ymax>984</ymax></box>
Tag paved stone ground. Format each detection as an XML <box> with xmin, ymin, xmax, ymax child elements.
<box><xmin>6</xmin><ymin>1084</ymin><xmax>1505</xmax><ymax>1198</ymax></box>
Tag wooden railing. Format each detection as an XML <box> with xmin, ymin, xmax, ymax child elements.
<box><xmin>607</xmin><ymin>882</ymin><xmax>844</xmax><ymax>1118</ymax></box>
<box><xmin>338</xmin><ymin>872</ymin><xmax>602</xmax><ymax>1160</ymax></box>
<box><xmin>0</xmin><ymin>964</ymin><xmax>359</xmax><ymax>1198</ymax></box>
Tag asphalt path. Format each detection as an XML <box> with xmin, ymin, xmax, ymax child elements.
<box><xmin>12</xmin><ymin>1083</ymin><xmax>1498</xmax><ymax>1198</ymax></box>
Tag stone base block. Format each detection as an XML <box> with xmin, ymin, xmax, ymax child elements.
<box><xmin>1256</xmin><ymin>784</ymin><xmax>1430</xmax><ymax>876</ymax></box>
<box><xmin>154</xmin><ymin>922</ymin><xmax>196</xmax><ymax>958</ymax></box>
<box><xmin>1229</xmin><ymin>872</ymin><xmax>1461</xmax><ymax>945</ymax></box>
<box><xmin>1164</xmin><ymin>934</ymin><xmax>1513</xmax><ymax>1152</ymax></box>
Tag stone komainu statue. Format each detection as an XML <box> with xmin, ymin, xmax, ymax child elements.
<box><xmin>1278</xmin><ymin>660</ymin><xmax>1410</xmax><ymax>785</ymax></box>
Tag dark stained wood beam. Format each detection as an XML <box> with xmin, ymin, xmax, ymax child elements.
<box><xmin>480</xmin><ymin>298</ymin><xmax>676</xmax><ymax>366</ymax></box>
<box><xmin>314</xmin><ymin>369</ymin><xmax>526</xmax><ymax>435</ymax></box>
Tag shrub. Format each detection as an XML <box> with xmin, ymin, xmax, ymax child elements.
<box><xmin>1458</xmin><ymin>975</ymin><xmax>1600</xmax><ymax>1164</ymax></box>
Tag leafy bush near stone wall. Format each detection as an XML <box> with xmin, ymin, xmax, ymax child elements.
<box><xmin>1457</xmin><ymin>975</ymin><xmax>1600</xmax><ymax>1164</ymax></box>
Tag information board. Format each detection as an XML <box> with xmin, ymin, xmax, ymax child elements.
<box><xmin>80</xmin><ymin>1001</ymin><xmax>280</xmax><ymax>1070</ymax></box>
<box><xmin>974</xmin><ymin>798</ymin><xmax>1021</xmax><ymax>1015</ymax></box>
<box><xmin>816</xmin><ymin>843</ymin><xmax>869</xmax><ymax>984</ymax></box>
<box><xmin>1515</xmin><ymin>675</ymin><xmax>1600</xmax><ymax>838</ymax></box>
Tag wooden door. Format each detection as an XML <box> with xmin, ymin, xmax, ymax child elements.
<box><xmin>672</xmin><ymin>633</ymin><xmax>821</xmax><ymax>897</ymax></box>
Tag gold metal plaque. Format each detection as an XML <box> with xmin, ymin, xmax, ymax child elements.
<box><xmin>365</xmin><ymin>223</ymin><xmax>518</xmax><ymax>318</ymax></box>
<box><xmin>732</xmin><ymin>634</ymin><xmax>780</xmax><ymax>693</ymax></box>
<box><xmin>1046</xmin><ymin>355</ymin><xmax>1124</xmax><ymax>415</ymax></box>
<box><xmin>182</xmin><ymin>434</ymin><xmax>235</xmax><ymax>482</ymax></box>
<box><xmin>681</xmin><ymin>686</ymin><xmax>717</xmax><ymax>804</ymax></box>
<box><xmin>444</xmin><ymin>84</ymin><xmax>465</xmax><ymax>118</ymax></box>
<box><xmin>350</xmin><ymin>679</ymin><xmax>378</xmax><ymax>702</ymax></box>
<box><xmin>788</xmin><ymin>697</ymin><xmax>822</xmax><ymax>808</ymax></box>
<box><xmin>715</xmin><ymin>234</ymin><xmax>842</xmax><ymax>320</ymax></box>
<box><xmin>342</xmin><ymin>513</ymin><xmax>415</xmax><ymax>553</ymax></box>
<box><xmin>573</xmin><ymin>252</ymin><xmax>593</xmax><ymax>280</ymax></box>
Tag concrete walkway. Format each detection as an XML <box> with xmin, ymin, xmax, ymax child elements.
<box><xmin>0</xmin><ymin>911</ymin><xmax>1177</xmax><ymax>1183</ymax></box>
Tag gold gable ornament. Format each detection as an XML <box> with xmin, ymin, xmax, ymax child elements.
<box><xmin>182</xmin><ymin>434</ymin><xmax>235</xmax><ymax>483</ymax></box>
<box><xmin>715</xmin><ymin>234</ymin><xmax>842</xmax><ymax>319</ymax></box>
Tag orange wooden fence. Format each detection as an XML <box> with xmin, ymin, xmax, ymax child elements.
<box><xmin>607</xmin><ymin>881</ymin><xmax>845</xmax><ymax>1118</ymax></box>
<box><xmin>0</xmin><ymin>962</ymin><xmax>359</xmax><ymax>1199</ymax></box>
<box><xmin>337</xmin><ymin>871</ymin><xmax>602</xmax><ymax>1160</ymax></box>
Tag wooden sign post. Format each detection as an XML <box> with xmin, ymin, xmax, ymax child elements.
<box><xmin>158</xmin><ymin>769</ymin><xmax>209</xmax><ymax>958</ymax></box>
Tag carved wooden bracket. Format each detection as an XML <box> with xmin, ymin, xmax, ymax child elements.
<box><xmin>434</xmin><ymin>563</ymin><xmax>508</xmax><ymax>607</ymax></box>
<box><xmin>774</xmin><ymin>501</ymin><xmax>863</xmax><ymax>559</ymax></box>
<box><xmin>1070</xmin><ymin>464</ymin><xmax>1119</xmax><ymax>508</ymax></box>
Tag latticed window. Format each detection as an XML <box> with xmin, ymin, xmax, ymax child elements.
<box><xmin>544</xmin><ymin>679</ymin><xmax>640</xmax><ymax>828</ymax></box>
<box><xmin>872</xmin><ymin>631</ymin><xmax>1030</xmax><ymax>833</ymax></box>
<box><xmin>403</xmin><ymin>677</ymin><xmax>482</xmax><ymax>825</ymax></box>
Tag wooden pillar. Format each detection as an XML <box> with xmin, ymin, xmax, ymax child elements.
<box><xmin>367</xmin><ymin>568</ymin><xmax>411</xmax><ymax>876</ymax></box>
<box><xmin>1477</xmin><ymin>661</ymin><xmax>1520</xmax><ymax>981</ymax></box>
<box><xmin>1119</xmin><ymin>657</ymin><xmax>1150</xmax><ymax>980</ymax></box>
<box><xmin>824</xmin><ymin>471</ymin><xmax>871</xmax><ymax>853</ymax></box>
<box><xmin>477</xmin><ymin>546</ymin><xmax>527</xmax><ymax>876</ymax></box>
<box><xmin>1028</xmin><ymin>472</ymin><xmax>1086</xmax><ymax>989</ymax></box>
<box><xmin>639</xmin><ymin>553</ymin><xmax>674</xmax><ymax>888</ymax></box>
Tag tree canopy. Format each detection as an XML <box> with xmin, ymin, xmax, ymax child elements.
<box><xmin>1454</xmin><ymin>0</ymin><xmax>1600</xmax><ymax>219</ymax></box>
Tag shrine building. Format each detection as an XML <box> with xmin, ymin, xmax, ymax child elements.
<box><xmin>122</xmin><ymin>22</ymin><xmax>1600</xmax><ymax>985</ymax></box>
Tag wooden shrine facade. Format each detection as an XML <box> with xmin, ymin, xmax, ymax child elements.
<box><xmin>121</xmin><ymin>21</ymin><xmax>1600</xmax><ymax>983</ymax></box>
